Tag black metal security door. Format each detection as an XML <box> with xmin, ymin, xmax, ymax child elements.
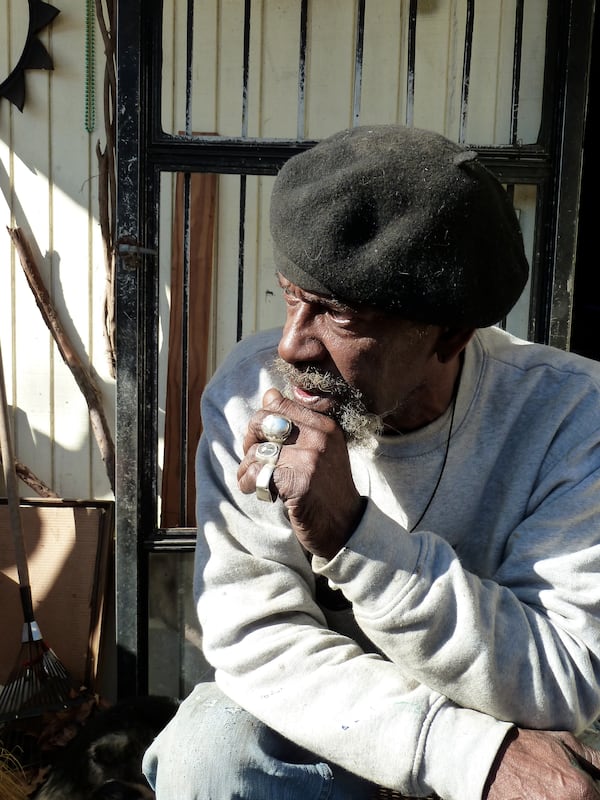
<box><xmin>115</xmin><ymin>0</ymin><xmax>596</xmax><ymax>697</ymax></box>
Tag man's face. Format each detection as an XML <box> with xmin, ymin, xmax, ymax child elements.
<box><xmin>275</xmin><ymin>274</ymin><xmax>444</xmax><ymax>440</ymax></box>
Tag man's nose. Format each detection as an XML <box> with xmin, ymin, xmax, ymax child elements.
<box><xmin>277</xmin><ymin>305</ymin><xmax>326</xmax><ymax>365</ymax></box>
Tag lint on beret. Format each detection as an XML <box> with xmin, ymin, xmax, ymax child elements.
<box><xmin>270</xmin><ymin>125</ymin><xmax>529</xmax><ymax>328</ymax></box>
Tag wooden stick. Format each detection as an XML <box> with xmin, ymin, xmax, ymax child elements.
<box><xmin>95</xmin><ymin>0</ymin><xmax>117</xmax><ymax>378</ymax></box>
<box><xmin>7</xmin><ymin>226</ymin><xmax>115</xmax><ymax>494</ymax></box>
<box><xmin>15</xmin><ymin>461</ymin><xmax>59</xmax><ymax>498</ymax></box>
<box><xmin>96</xmin><ymin>142</ymin><xmax>116</xmax><ymax>376</ymax></box>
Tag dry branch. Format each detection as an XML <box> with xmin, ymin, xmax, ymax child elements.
<box><xmin>95</xmin><ymin>0</ymin><xmax>117</xmax><ymax>378</ymax></box>
<box><xmin>0</xmin><ymin>455</ymin><xmax>57</xmax><ymax>498</ymax></box>
<box><xmin>7</xmin><ymin>226</ymin><xmax>115</xmax><ymax>494</ymax></box>
<box><xmin>15</xmin><ymin>461</ymin><xmax>59</xmax><ymax>498</ymax></box>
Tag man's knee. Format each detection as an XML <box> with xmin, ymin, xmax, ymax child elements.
<box><xmin>143</xmin><ymin>682</ymin><xmax>377</xmax><ymax>800</ymax></box>
<box><xmin>143</xmin><ymin>682</ymin><xmax>254</xmax><ymax>797</ymax></box>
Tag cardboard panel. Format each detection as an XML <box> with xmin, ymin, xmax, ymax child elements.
<box><xmin>0</xmin><ymin>499</ymin><xmax>113</xmax><ymax>689</ymax></box>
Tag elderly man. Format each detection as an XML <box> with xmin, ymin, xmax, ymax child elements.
<box><xmin>144</xmin><ymin>125</ymin><xmax>600</xmax><ymax>799</ymax></box>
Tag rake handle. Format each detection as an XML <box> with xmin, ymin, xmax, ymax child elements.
<box><xmin>0</xmin><ymin>340</ymin><xmax>33</xmax><ymax>597</ymax></box>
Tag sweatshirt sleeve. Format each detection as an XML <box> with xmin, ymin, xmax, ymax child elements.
<box><xmin>194</xmin><ymin>368</ymin><xmax>512</xmax><ymax>800</ymax></box>
<box><xmin>313</xmin><ymin>431</ymin><xmax>600</xmax><ymax>733</ymax></box>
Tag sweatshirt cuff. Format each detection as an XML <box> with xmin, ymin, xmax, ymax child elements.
<box><xmin>311</xmin><ymin>499</ymin><xmax>423</xmax><ymax>610</ymax></box>
<box><xmin>420</xmin><ymin>700</ymin><xmax>514</xmax><ymax>800</ymax></box>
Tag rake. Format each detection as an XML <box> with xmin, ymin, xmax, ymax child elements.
<box><xmin>0</xmin><ymin>341</ymin><xmax>78</xmax><ymax>725</ymax></box>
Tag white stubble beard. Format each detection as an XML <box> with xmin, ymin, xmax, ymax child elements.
<box><xmin>272</xmin><ymin>357</ymin><xmax>384</xmax><ymax>450</ymax></box>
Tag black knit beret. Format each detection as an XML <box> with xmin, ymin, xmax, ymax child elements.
<box><xmin>270</xmin><ymin>125</ymin><xmax>529</xmax><ymax>327</ymax></box>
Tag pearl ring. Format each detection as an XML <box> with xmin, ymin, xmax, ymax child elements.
<box><xmin>261</xmin><ymin>414</ymin><xmax>293</xmax><ymax>444</ymax></box>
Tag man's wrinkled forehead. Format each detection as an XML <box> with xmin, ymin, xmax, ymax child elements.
<box><xmin>277</xmin><ymin>272</ymin><xmax>356</xmax><ymax>314</ymax></box>
<box><xmin>277</xmin><ymin>271</ymin><xmax>433</xmax><ymax>338</ymax></box>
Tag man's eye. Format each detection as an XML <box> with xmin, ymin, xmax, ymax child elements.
<box><xmin>327</xmin><ymin>308</ymin><xmax>354</xmax><ymax>324</ymax></box>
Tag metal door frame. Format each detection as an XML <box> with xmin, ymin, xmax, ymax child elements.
<box><xmin>114</xmin><ymin>0</ymin><xmax>596</xmax><ymax>696</ymax></box>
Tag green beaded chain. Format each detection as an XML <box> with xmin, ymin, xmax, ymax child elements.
<box><xmin>85</xmin><ymin>0</ymin><xmax>95</xmax><ymax>132</ymax></box>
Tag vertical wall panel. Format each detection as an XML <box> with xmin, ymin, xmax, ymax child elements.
<box><xmin>304</xmin><ymin>0</ymin><xmax>357</xmax><ymax>137</ymax></box>
<box><xmin>412</xmin><ymin>0</ymin><xmax>464</xmax><ymax>136</ymax></box>
<box><xmin>466</xmin><ymin>2</ymin><xmax>512</xmax><ymax>143</ymax></box>
<box><xmin>0</xmin><ymin>0</ymin><xmax>9</xmax><ymax>84</ymax></box>
<box><xmin>212</xmin><ymin>174</ymin><xmax>242</xmax><ymax>365</ymax></box>
<box><xmin>361</xmin><ymin>3</ymin><xmax>406</xmax><ymax>125</ymax></box>
<box><xmin>518</xmin><ymin>0</ymin><xmax>548</xmax><ymax>143</ymax></box>
<box><xmin>251</xmin><ymin>2</ymin><xmax>302</xmax><ymax>139</ymax></box>
<box><xmin>215</xmin><ymin>0</ymin><xmax>247</xmax><ymax>136</ymax></box>
<box><xmin>191</xmin><ymin>0</ymin><xmax>219</xmax><ymax>135</ymax></box>
<box><xmin>243</xmin><ymin>174</ymin><xmax>281</xmax><ymax>336</ymax></box>
<box><xmin>239</xmin><ymin>174</ymin><xmax>260</xmax><ymax>334</ymax></box>
<box><xmin>160</xmin><ymin>0</ymin><xmax>177</xmax><ymax>133</ymax></box>
<box><xmin>50</xmin><ymin>2</ymin><xmax>96</xmax><ymax>497</ymax></box>
<box><xmin>10</xmin><ymin>59</ymin><xmax>55</xmax><ymax>494</ymax></box>
<box><xmin>0</xmin><ymin>138</ymin><xmax>13</xmax><ymax>401</ymax></box>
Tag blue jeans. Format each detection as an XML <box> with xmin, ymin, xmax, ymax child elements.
<box><xmin>143</xmin><ymin>682</ymin><xmax>378</xmax><ymax>799</ymax></box>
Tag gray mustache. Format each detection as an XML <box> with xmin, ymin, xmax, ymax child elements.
<box><xmin>273</xmin><ymin>358</ymin><xmax>352</xmax><ymax>398</ymax></box>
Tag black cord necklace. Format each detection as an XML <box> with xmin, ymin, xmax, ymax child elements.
<box><xmin>409</xmin><ymin>383</ymin><xmax>458</xmax><ymax>533</ymax></box>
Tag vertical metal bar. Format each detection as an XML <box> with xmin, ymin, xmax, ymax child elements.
<box><xmin>241</xmin><ymin>0</ymin><xmax>252</xmax><ymax>137</ymax></box>
<box><xmin>406</xmin><ymin>0</ymin><xmax>418</xmax><ymax>126</ymax></box>
<box><xmin>180</xmin><ymin>173</ymin><xmax>191</xmax><ymax>523</ymax></box>
<box><xmin>136</xmin><ymin>2</ymin><xmax>167</xmax><ymax>694</ymax></box>
<box><xmin>115</xmin><ymin>0</ymin><xmax>161</xmax><ymax>699</ymax></box>
<box><xmin>353</xmin><ymin>0</ymin><xmax>366</xmax><ymax>125</ymax></box>
<box><xmin>530</xmin><ymin>182</ymin><xmax>548</xmax><ymax>343</ymax></box>
<box><xmin>546</xmin><ymin>0</ymin><xmax>595</xmax><ymax>349</ymax></box>
<box><xmin>185</xmin><ymin>0</ymin><xmax>195</xmax><ymax>135</ymax></box>
<box><xmin>459</xmin><ymin>0</ymin><xmax>475</xmax><ymax>143</ymax></box>
<box><xmin>297</xmin><ymin>0</ymin><xmax>308</xmax><ymax>140</ymax></box>
<box><xmin>115</xmin><ymin>2</ymin><xmax>142</xmax><ymax>702</ymax></box>
<box><xmin>511</xmin><ymin>0</ymin><xmax>525</xmax><ymax>144</ymax></box>
<box><xmin>237</xmin><ymin>175</ymin><xmax>247</xmax><ymax>342</ymax></box>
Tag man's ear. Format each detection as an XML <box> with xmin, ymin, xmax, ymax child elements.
<box><xmin>436</xmin><ymin>327</ymin><xmax>476</xmax><ymax>363</ymax></box>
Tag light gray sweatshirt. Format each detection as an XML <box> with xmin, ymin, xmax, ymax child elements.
<box><xmin>194</xmin><ymin>325</ymin><xmax>600</xmax><ymax>800</ymax></box>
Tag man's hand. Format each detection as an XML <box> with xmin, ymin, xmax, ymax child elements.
<box><xmin>484</xmin><ymin>728</ymin><xmax>600</xmax><ymax>799</ymax></box>
<box><xmin>237</xmin><ymin>388</ymin><xmax>365</xmax><ymax>560</ymax></box>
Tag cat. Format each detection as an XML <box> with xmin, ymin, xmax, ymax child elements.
<box><xmin>34</xmin><ymin>695</ymin><xmax>179</xmax><ymax>800</ymax></box>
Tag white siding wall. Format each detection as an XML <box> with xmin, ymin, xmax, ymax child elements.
<box><xmin>0</xmin><ymin>0</ymin><xmax>112</xmax><ymax>500</ymax></box>
<box><xmin>1</xmin><ymin>0</ymin><xmax>548</xmax><ymax>504</ymax></box>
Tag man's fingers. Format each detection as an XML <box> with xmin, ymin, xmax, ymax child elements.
<box><xmin>548</xmin><ymin>731</ymin><xmax>600</xmax><ymax>778</ymax></box>
<box><xmin>486</xmin><ymin>729</ymin><xmax>600</xmax><ymax>800</ymax></box>
<box><xmin>262</xmin><ymin>387</ymin><xmax>284</xmax><ymax>407</ymax></box>
<box><xmin>565</xmin><ymin>742</ymin><xmax>600</xmax><ymax>780</ymax></box>
<box><xmin>242</xmin><ymin>389</ymin><xmax>338</xmax><ymax>455</ymax></box>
